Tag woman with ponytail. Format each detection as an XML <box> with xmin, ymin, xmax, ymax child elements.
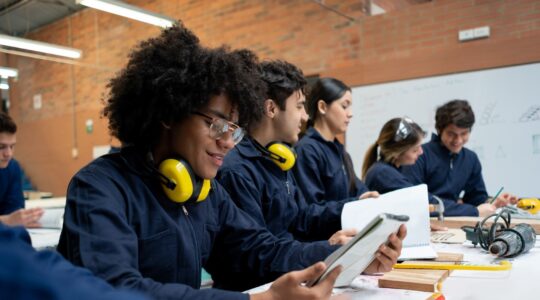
<box><xmin>363</xmin><ymin>118</ymin><xmax>453</xmax><ymax>229</ymax></box>
<box><xmin>361</xmin><ymin>117</ymin><xmax>426</xmax><ymax>194</ymax></box>
<box><xmin>294</xmin><ymin>78</ymin><xmax>378</xmax><ymax>205</ymax></box>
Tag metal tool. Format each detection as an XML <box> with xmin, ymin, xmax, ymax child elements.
<box><xmin>517</xmin><ymin>198</ymin><xmax>540</xmax><ymax>215</ymax></box>
<box><xmin>430</xmin><ymin>196</ymin><xmax>445</xmax><ymax>221</ymax></box>
<box><xmin>488</xmin><ymin>223</ymin><xmax>536</xmax><ymax>257</ymax></box>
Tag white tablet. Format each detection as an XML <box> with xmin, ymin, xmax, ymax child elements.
<box><xmin>308</xmin><ymin>213</ymin><xmax>409</xmax><ymax>287</ymax></box>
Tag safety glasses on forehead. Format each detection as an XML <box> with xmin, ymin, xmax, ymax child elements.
<box><xmin>193</xmin><ymin>111</ymin><xmax>245</xmax><ymax>145</ymax></box>
<box><xmin>394</xmin><ymin>117</ymin><xmax>415</xmax><ymax>142</ymax></box>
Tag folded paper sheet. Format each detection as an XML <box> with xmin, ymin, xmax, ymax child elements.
<box><xmin>342</xmin><ymin>184</ymin><xmax>437</xmax><ymax>260</ymax></box>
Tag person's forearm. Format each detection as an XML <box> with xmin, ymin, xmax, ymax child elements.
<box><xmin>0</xmin><ymin>214</ymin><xmax>10</xmax><ymax>225</ymax></box>
<box><xmin>251</xmin><ymin>292</ymin><xmax>272</xmax><ymax>300</ymax></box>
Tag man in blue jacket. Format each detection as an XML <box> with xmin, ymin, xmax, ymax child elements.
<box><xmin>401</xmin><ymin>100</ymin><xmax>518</xmax><ymax>216</ymax></box>
<box><xmin>217</xmin><ymin>60</ymin><xmax>406</xmax><ymax>286</ymax></box>
<box><xmin>0</xmin><ymin>112</ymin><xmax>43</xmax><ymax>227</ymax></box>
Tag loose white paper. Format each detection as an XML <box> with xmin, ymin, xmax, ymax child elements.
<box><xmin>341</xmin><ymin>184</ymin><xmax>437</xmax><ymax>260</ymax></box>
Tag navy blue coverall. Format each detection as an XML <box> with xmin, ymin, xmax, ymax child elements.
<box><xmin>294</xmin><ymin>128</ymin><xmax>368</xmax><ymax>205</ymax></box>
<box><xmin>58</xmin><ymin>148</ymin><xmax>334</xmax><ymax>298</ymax></box>
<box><xmin>401</xmin><ymin>133</ymin><xmax>488</xmax><ymax>216</ymax></box>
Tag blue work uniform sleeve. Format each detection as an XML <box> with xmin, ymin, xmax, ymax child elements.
<box><xmin>365</xmin><ymin>164</ymin><xmax>413</xmax><ymax>194</ymax></box>
<box><xmin>0</xmin><ymin>224</ymin><xmax>147</xmax><ymax>300</ymax></box>
<box><xmin>207</xmin><ymin>185</ymin><xmax>336</xmax><ymax>291</ymax></box>
<box><xmin>401</xmin><ymin>154</ymin><xmax>427</xmax><ymax>186</ymax></box>
<box><xmin>290</xmin><ymin>177</ymin><xmax>344</xmax><ymax>241</ymax></box>
<box><xmin>293</xmin><ymin>144</ymin><xmax>328</xmax><ymax>205</ymax></box>
<box><xmin>215</xmin><ymin>168</ymin><xmax>337</xmax><ymax>262</ymax></box>
<box><xmin>1</xmin><ymin>160</ymin><xmax>25</xmax><ymax>214</ymax></box>
<box><xmin>59</xmin><ymin>170</ymin><xmax>247</xmax><ymax>300</ymax></box>
<box><xmin>439</xmin><ymin>198</ymin><xmax>479</xmax><ymax>217</ymax></box>
<box><xmin>401</xmin><ymin>165</ymin><xmax>479</xmax><ymax>216</ymax></box>
<box><xmin>401</xmin><ymin>144</ymin><xmax>482</xmax><ymax>217</ymax></box>
<box><xmin>353</xmin><ymin>177</ymin><xmax>369</xmax><ymax>197</ymax></box>
<box><xmin>461</xmin><ymin>156</ymin><xmax>488</xmax><ymax>207</ymax></box>
<box><xmin>368</xmin><ymin>162</ymin><xmax>479</xmax><ymax>217</ymax></box>
<box><xmin>217</xmin><ymin>170</ymin><xmax>271</xmax><ymax>229</ymax></box>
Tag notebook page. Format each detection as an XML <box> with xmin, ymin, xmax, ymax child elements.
<box><xmin>341</xmin><ymin>184</ymin><xmax>436</xmax><ymax>260</ymax></box>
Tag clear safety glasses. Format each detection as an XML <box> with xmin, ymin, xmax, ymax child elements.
<box><xmin>394</xmin><ymin>117</ymin><xmax>415</xmax><ymax>142</ymax></box>
<box><xmin>194</xmin><ymin>111</ymin><xmax>245</xmax><ymax>145</ymax></box>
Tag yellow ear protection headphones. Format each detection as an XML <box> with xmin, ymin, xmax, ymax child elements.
<box><xmin>157</xmin><ymin>157</ymin><xmax>211</xmax><ymax>203</ymax></box>
<box><xmin>253</xmin><ymin>140</ymin><xmax>297</xmax><ymax>171</ymax></box>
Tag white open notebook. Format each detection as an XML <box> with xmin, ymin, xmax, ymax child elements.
<box><xmin>39</xmin><ymin>207</ymin><xmax>64</xmax><ymax>229</ymax></box>
<box><xmin>341</xmin><ymin>184</ymin><xmax>437</xmax><ymax>260</ymax></box>
<box><xmin>27</xmin><ymin>207</ymin><xmax>64</xmax><ymax>250</ymax></box>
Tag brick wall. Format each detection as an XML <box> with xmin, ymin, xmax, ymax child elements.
<box><xmin>5</xmin><ymin>0</ymin><xmax>540</xmax><ymax>195</ymax></box>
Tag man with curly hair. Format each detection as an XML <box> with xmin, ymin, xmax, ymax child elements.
<box><xmin>58</xmin><ymin>23</ymin><xmax>348</xmax><ymax>299</ymax></box>
<box><xmin>402</xmin><ymin>99</ymin><xmax>518</xmax><ymax>216</ymax></box>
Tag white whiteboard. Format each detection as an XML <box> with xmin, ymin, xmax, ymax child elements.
<box><xmin>347</xmin><ymin>62</ymin><xmax>540</xmax><ymax>197</ymax></box>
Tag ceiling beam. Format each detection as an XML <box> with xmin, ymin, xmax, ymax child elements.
<box><xmin>0</xmin><ymin>0</ymin><xmax>32</xmax><ymax>18</ymax></box>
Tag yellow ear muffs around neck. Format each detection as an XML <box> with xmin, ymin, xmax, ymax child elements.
<box><xmin>158</xmin><ymin>158</ymin><xmax>211</xmax><ymax>203</ymax></box>
<box><xmin>266</xmin><ymin>142</ymin><xmax>297</xmax><ymax>171</ymax></box>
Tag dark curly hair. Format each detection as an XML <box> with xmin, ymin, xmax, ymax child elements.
<box><xmin>103</xmin><ymin>23</ymin><xmax>266</xmax><ymax>149</ymax></box>
<box><xmin>259</xmin><ymin>60</ymin><xmax>306</xmax><ymax>111</ymax></box>
<box><xmin>435</xmin><ymin>99</ymin><xmax>475</xmax><ymax>133</ymax></box>
<box><xmin>0</xmin><ymin>112</ymin><xmax>16</xmax><ymax>134</ymax></box>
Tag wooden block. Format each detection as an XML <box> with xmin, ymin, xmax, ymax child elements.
<box><xmin>432</xmin><ymin>252</ymin><xmax>464</xmax><ymax>263</ymax></box>
<box><xmin>24</xmin><ymin>191</ymin><xmax>53</xmax><ymax>200</ymax></box>
<box><xmin>379</xmin><ymin>269</ymin><xmax>447</xmax><ymax>292</ymax></box>
<box><xmin>431</xmin><ymin>217</ymin><xmax>540</xmax><ymax>233</ymax></box>
<box><xmin>433</xmin><ymin>252</ymin><xmax>464</xmax><ymax>263</ymax></box>
<box><xmin>25</xmin><ymin>197</ymin><xmax>66</xmax><ymax>209</ymax></box>
<box><xmin>378</xmin><ymin>252</ymin><xmax>463</xmax><ymax>292</ymax></box>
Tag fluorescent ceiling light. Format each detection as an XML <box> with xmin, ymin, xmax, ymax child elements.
<box><xmin>0</xmin><ymin>67</ymin><xmax>18</xmax><ymax>78</ymax></box>
<box><xmin>77</xmin><ymin>0</ymin><xmax>176</xmax><ymax>28</ymax></box>
<box><xmin>0</xmin><ymin>34</ymin><xmax>82</xmax><ymax>59</ymax></box>
<box><xmin>0</xmin><ymin>83</ymin><xmax>8</xmax><ymax>90</ymax></box>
